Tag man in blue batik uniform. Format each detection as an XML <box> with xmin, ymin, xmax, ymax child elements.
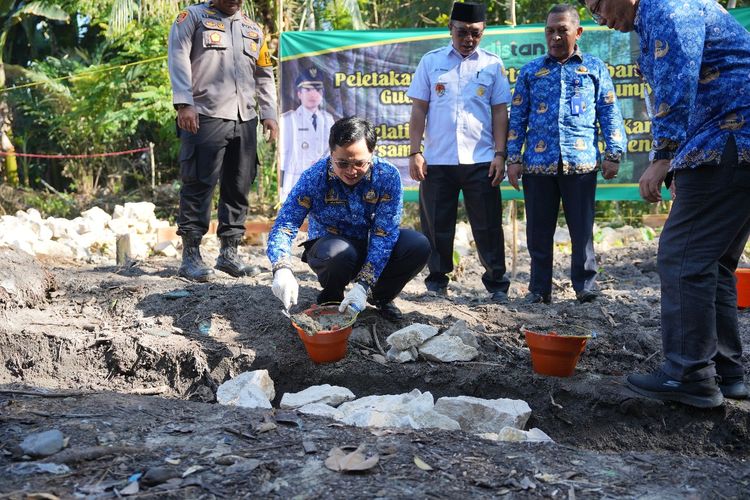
<box><xmin>507</xmin><ymin>4</ymin><xmax>625</xmax><ymax>305</ymax></box>
<box><xmin>407</xmin><ymin>1</ymin><xmax>512</xmax><ymax>304</ymax></box>
<box><xmin>267</xmin><ymin>117</ymin><xmax>430</xmax><ymax>322</ymax></box>
<box><xmin>581</xmin><ymin>0</ymin><xmax>750</xmax><ymax>407</ymax></box>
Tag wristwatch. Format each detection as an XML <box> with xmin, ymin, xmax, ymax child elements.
<box><xmin>494</xmin><ymin>150</ymin><xmax>508</xmax><ymax>159</ymax></box>
<box><xmin>175</xmin><ymin>103</ymin><xmax>190</xmax><ymax>110</ymax></box>
<box><xmin>604</xmin><ymin>151</ymin><xmax>622</xmax><ymax>163</ymax></box>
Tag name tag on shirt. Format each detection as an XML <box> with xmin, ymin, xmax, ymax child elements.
<box><xmin>571</xmin><ymin>95</ymin><xmax>583</xmax><ymax>116</ymax></box>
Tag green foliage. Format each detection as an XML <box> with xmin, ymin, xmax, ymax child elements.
<box><xmin>9</xmin><ymin>18</ymin><xmax>175</xmax><ymax>193</ymax></box>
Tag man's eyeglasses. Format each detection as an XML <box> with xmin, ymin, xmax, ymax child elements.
<box><xmin>453</xmin><ymin>27</ymin><xmax>484</xmax><ymax>39</ymax></box>
<box><xmin>589</xmin><ymin>0</ymin><xmax>604</xmax><ymax>24</ymax></box>
<box><xmin>332</xmin><ymin>158</ymin><xmax>372</xmax><ymax>170</ymax></box>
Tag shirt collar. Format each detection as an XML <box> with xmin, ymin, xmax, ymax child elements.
<box><xmin>448</xmin><ymin>43</ymin><xmax>480</xmax><ymax>61</ymax></box>
<box><xmin>545</xmin><ymin>45</ymin><xmax>583</xmax><ymax>65</ymax></box>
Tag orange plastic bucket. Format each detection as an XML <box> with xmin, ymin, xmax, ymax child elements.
<box><xmin>524</xmin><ymin>330</ymin><xmax>589</xmax><ymax>377</ymax></box>
<box><xmin>291</xmin><ymin>305</ymin><xmax>354</xmax><ymax>363</ymax></box>
<box><xmin>737</xmin><ymin>268</ymin><xmax>750</xmax><ymax>309</ymax></box>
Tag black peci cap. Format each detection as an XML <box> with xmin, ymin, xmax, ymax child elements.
<box><xmin>450</xmin><ymin>2</ymin><xmax>486</xmax><ymax>23</ymax></box>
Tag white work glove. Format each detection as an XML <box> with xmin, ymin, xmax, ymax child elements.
<box><xmin>272</xmin><ymin>268</ymin><xmax>298</xmax><ymax>311</ymax></box>
<box><xmin>339</xmin><ymin>283</ymin><xmax>368</xmax><ymax>314</ymax></box>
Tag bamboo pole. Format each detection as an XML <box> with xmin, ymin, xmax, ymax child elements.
<box><xmin>149</xmin><ymin>142</ymin><xmax>156</xmax><ymax>196</ymax></box>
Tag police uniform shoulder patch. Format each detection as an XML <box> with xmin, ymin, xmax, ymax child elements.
<box><xmin>176</xmin><ymin>10</ymin><xmax>188</xmax><ymax>23</ymax></box>
<box><xmin>257</xmin><ymin>40</ymin><xmax>273</xmax><ymax>67</ymax></box>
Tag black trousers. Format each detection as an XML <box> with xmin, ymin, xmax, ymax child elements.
<box><xmin>177</xmin><ymin>116</ymin><xmax>258</xmax><ymax>239</ymax></box>
<box><xmin>419</xmin><ymin>163</ymin><xmax>509</xmax><ymax>293</ymax></box>
<box><xmin>302</xmin><ymin>229</ymin><xmax>430</xmax><ymax>305</ymax></box>
<box><xmin>522</xmin><ymin>166</ymin><xmax>598</xmax><ymax>296</ymax></box>
<box><xmin>659</xmin><ymin>136</ymin><xmax>750</xmax><ymax>382</ymax></box>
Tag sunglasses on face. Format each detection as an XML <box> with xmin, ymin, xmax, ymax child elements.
<box><xmin>452</xmin><ymin>26</ymin><xmax>484</xmax><ymax>39</ymax></box>
<box><xmin>332</xmin><ymin>158</ymin><xmax>372</xmax><ymax>170</ymax></box>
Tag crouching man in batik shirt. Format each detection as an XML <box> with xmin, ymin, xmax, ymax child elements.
<box><xmin>267</xmin><ymin>117</ymin><xmax>430</xmax><ymax>322</ymax></box>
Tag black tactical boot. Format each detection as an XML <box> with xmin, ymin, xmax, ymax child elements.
<box><xmin>178</xmin><ymin>233</ymin><xmax>214</xmax><ymax>282</ymax></box>
<box><xmin>216</xmin><ymin>236</ymin><xmax>256</xmax><ymax>277</ymax></box>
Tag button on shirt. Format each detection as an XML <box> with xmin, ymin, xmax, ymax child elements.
<box><xmin>168</xmin><ymin>2</ymin><xmax>277</xmax><ymax>122</ymax></box>
<box><xmin>635</xmin><ymin>0</ymin><xmax>750</xmax><ymax>169</ymax></box>
<box><xmin>267</xmin><ymin>156</ymin><xmax>403</xmax><ymax>288</ymax></box>
<box><xmin>507</xmin><ymin>50</ymin><xmax>626</xmax><ymax>175</ymax></box>
<box><xmin>407</xmin><ymin>44</ymin><xmax>512</xmax><ymax>165</ymax></box>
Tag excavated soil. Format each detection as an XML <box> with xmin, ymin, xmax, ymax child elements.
<box><xmin>1</xmin><ymin>237</ymin><xmax>749</xmax><ymax>498</ymax></box>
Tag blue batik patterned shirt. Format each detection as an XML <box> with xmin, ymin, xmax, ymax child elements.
<box><xmin>635</xmin><ymin>0</ymin><xmax>750</xmax><ymax>169</ymax></box>
<box><xmin>267</xmin><ymin>156</ymin><xmax>403</xmax><ymax>289</ymax></box>
<box><xmin>507</xmin><ymin>49</ymin><xmax>626</xmax><ymax>175</ymax></box>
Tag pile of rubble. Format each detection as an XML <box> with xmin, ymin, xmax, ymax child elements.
<box><xmin>216</xmin><ymin>370</ymin><xmax>552</xmax><ymax>444</ymax></box>
<box><xmin>0</xmin><ymin>203</ymin><xmax>173</xmax><ymax>263</ymax></box>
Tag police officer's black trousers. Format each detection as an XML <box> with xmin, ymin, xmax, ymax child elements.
<box><xmin>522</xmin><ymin>167</ymin><xmax>597</xmax><ymax>297</ymax></box>
<box><xmin>301</xmin><ymin>229</ymin><xmax>430</xmax><ymax>305</ymax></box>
<box><xmin>419</xmin><ymin>163</ymin><xmax>510</xmax><ymax>293</ymax></box>
<box><xmin>658</xmin><ymin>136</ymin><xmax>750</xmax><ymax>382</ymax></box>
<box><xmin>177</xmin><ymin>116</ymin><xmax>258</xmax><ymax>239</ymax></box>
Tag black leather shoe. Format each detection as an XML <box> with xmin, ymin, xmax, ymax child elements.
<box><xmin>490</xmin><ymin>291</ymin><xmax>509</xmax><ymax>304</ymax></box>
<box><xmin>627</xmin><ymin>369</ymin><xmax>723</xmax><ymax>408</ymax></box>
<box><xmin>178</xmin><ymin>233</ymin><xmax>214</xmax><ymax>282</ymax></box>
<box><xmin>216</xmin><ymin>236</ymin><xmax>255</xmax><ymax>277</ymax></box>
<box><xmin>425</xmin><ymin>282</ymin><xmax>448</xmax><ymax>296</ymax></box>
<box><xmin>524</xmin><ymin>292</ymin><xmax>551</xmax><ymax>304</ymax></box>
<box><xmin>576</xmin><ymin>290</ymin><xmax>599</xmax><ymax>303</ymax></box>
<box><xmin>719</xmin><ymin>376</ymin><xmax>749</xmax><ymax>399</ymax></box>
<box><xmin>376</xmin><ymin>302</ymin><xmax>403</xmax><ymax>322</ymax></box>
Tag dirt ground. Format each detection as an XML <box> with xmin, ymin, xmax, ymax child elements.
<box><xmin>1</xmin><ymin>236</ymin><xmax>749</xmax><ymax>498</ymax></box>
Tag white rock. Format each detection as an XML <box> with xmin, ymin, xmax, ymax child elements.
<box><xmin>297</xmin><ymin>403</ymin><xmax>344</xmax><ymax>420</ymax></box>
<box><xmin>443</xmin><ymin>320</ymin><xmax>479</xmax><ymax>348</ymax></box>
<box><xmin>107</xmin><ymin>218</ymin><xmax>131</xmax><ymax>236</ymax></box>
<box><xmin>216</xmin><ymin>370</ymin><xmax>275</xmax><ymax>409</ymax></box>
<box><xmin>124</xmin><ymin>202</ymin><xmax>156</xmax><ymax>223</ymax></box>
<box><xmin>46</xmin><ymin>217</ymin><xmax>76</xmax><ymax>239</ymax></box>
<box><xmin>349</xmin><ymin>326</ymin><xmax>372</xmax><ymax>346</ymax></box>
<box><xmin>20</xmin><ymin>429</ymin><xmax>65</xmax><ymax>457</ymax></box>
<box><xmin>279</xmin><ymin>384</ymin><xmax>355</xmax><ymax>409</ymax></box>
<box><xmin>434</xmin><ymin>396</ymin><xmax>532</xmax><ymax>433</ymax></box>
<box><xmin>553</xmin><ymin>226</ymin><xmax>571</xmax><ymax>245</ymax></box>
<box><xmin>454</xmin><ymin>222</ymin><xmax>474</xmax><ymax>257</ymax></box>
<box><xmin>418</xmin><ymin>334</ymin><xmax>479</xmax><ymax>362</ymax></box>
<box><xmin>24</xmin><ymin>208</ymin><xmax>43</xmax><ymax>222</ymax></box>
<box><xmin>112</xmin><ymin>204</ymin><xmax>125</xmax><ymax>219</ymax></box>
<box><xmin>149</xmin><ymin>218</ymin><xmax>170</xmax><ymax>231</ymax></box>
<box><xmin>386</xmin><ymin>324</ymin><xmax>439</xmax><ymax>350</ymax></box>
<box><xmin>81</xmin><ymin>206</ymin><xmax>111</xmax><ymax>227</ymax></box>
<box><xmin>336</xmin><ymin>389</ymin><xmax>460</xmax><ymax>430</ymax></box>
<box><xmin>478</xmin><ymin>427</ymin><xmax>554</xmax><ymax>443</ymax></box>
<box><xmin>153</xmin><ymin>240</ymin><xmax>178</xmax><ymax>258</ymax></box>
<box><xmin>386</xmin><ymin>346</ymin><xmax>418</xmax><ymax>363</ymax></box>
<box><xmin>33</xmin><ymin>240</ymin><xmax>75</xmax><ymax>259</ymax></box>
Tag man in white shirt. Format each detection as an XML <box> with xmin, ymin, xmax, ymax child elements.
<box><xmin>407</xmin><ymin>1</ymin><xmax>512</xmax><ymax>303</ymax></box>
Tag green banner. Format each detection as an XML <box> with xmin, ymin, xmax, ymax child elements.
<box><xmin>279</xmin><ymin>9</ymin><xmax>750</xmax><ymax>201</ymax></box>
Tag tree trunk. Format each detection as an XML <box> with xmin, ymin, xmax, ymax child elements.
<box><xmin>0</xmin><ymin>62</ymin><xmax>19</xmax><ymax>186</ymax></box>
